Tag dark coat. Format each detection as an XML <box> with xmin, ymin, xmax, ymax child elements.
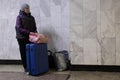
<box><xmin>15</xmin><ymin>11</ymin><xmax>37</xmax><ymax>39</ymax></box>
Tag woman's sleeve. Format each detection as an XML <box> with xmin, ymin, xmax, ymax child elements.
<box><xmin>16</xmin><ymin>16</ymin><xmax>30</xmax><ymax>36</ymax></box>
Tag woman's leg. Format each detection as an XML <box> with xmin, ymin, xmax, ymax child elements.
<box><xmin>17</xmin><ymin>39</ymin><xmax>30</xmax><ymax>71</ymax></box>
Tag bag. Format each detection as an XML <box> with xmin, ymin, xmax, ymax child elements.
<box><xmin>53</xmin><ymin>50</ymin><xmax>70</xmax><ymax>71</ymax></box>
<box><xmin>29</xmin><ymin>33</ymin><xmax>48</xmax><ymax>43</ymax></box>
<box><xmin>48</xmin><ymin>50</ymin><xmax>56</xmax><ymax>69</ymax></box>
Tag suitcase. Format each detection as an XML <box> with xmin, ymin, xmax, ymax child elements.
<box><xmin>26</xmin><ymin>43</ymin><xmax>49</xmax><ymax>76</ymax></box>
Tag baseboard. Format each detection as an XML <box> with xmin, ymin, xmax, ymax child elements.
<box><xmin>70</xmin><ymin>65</ymin><xmax>120</xmax><ymax>72</ymax></box>
<box><xmin>1</xmin><ymin>60</ymin><xmax>120</xmax><ymax>72</ymax></box>
<box><xmin>0</xmin><ymin>60</ymin><xmax>22</xmax><ymax>65</ymax></box>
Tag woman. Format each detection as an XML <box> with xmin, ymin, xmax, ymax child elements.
<box><xmin>15</xmin><ymin>3</ymin><xmax>37</xmax><ymax>72</ymax></box>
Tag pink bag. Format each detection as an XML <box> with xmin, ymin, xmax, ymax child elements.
<box><xmin>29</xmin><ymin>33</ymin><xmax>48</xmax><ymax>43</ymax></box>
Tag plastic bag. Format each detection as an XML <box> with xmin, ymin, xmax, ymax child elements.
<box><xmin>53</xmin><ymin>50</ymin><xmax>70</xmax><ymax>71</ymax></box>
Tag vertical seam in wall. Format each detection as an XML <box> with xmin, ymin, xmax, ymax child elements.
<box><xmin>61</xmin><ymin>0</ymin><xmax>62</xmax><ymax>49</ymax></box>
<box><xmin>82</xmin><ymin>0</ymin><xmax>84</xmax><ymax>64</ymax></box>
<box><xmin>100</xmin><ymin>0</ymin><xmax>103</xmax><ymax>65</ymax></box>
<box><xmin>39</xmin><ymin>0</ymin><xmax>41</xmax><ymax>29</ymax></box>
<box><xmin>98</xmin><ymin>0</ymin><xmax>102</xmax><ymax>65</ymax></box>
<box><xmin>69</xmin><ymin>0</ymin><xmax>70</xmax><ymax>52</ymax></box>
<box><xmin>114</xmin><ymin>0</ymin><xmax>117</xmax><ymax>65</ymax></box>
<box><xmin>111</xmin><ymin>0</ymin><xmax>116</xmax><ymax>65</ymax></box>
<box><xmin>96</xmin><ymin>0</ymin><xmax>98</xmax><ymax>65</ymax></box>
<box><xmin>96</xmin><ymin>0</ymin><xmax>101</xmax><ymax>65</ymax></box>
<box><xmin>96</xmin><ymin>0</ymin><xmax>98</xmax><ymax>64</ymax></box>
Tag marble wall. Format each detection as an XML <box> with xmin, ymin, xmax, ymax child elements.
<box><xmin>70</xmin><ymin>0</ymin><xmax>120</xmax><ymax>65</ymax></box>
<box><xmin>0</xmin><ymin>0</ymin><xmax>120</xmax><ymax>65</ymax></box>
<box><xmin>0</xmin><ymin>0</ymin><xmax>69</xmax><ymax>59</ymax></box>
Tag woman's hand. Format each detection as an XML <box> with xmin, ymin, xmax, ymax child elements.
<box><xmin>30</xmin><ymin>32</ymin><xmax>35</xmax><ymax>35</ymax></box>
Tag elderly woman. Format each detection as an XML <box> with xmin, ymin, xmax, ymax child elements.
<box><xmin>15</xmin><ymin>3</ymin><xmax>37</xmax><ymax>72</ymax></box>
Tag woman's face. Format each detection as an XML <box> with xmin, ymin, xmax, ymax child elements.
<box><xmin>24</xmin><ymin>6</ymin><xmax>30</xmax><ymax>14</ymax></box>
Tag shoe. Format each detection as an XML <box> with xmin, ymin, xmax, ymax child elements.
<box><xmin>24</xmin><ymin>69</ymin><xmax>29</xmax><ymax>75</ymax></box>
<box><xmin>26</xmin><ymin>72</ymin><xmax>29</xmax><ymax>75</ymax></box>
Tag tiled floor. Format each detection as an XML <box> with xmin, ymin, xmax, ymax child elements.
<box><xmin>1</xmin><ymin>65</ymin><xmax>120</xmax><ymax>80</ymax></box>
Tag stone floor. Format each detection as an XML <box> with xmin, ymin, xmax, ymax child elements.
<box><xmin>0</xmin><ymin>65</ymin><xmax>70</xmax><ymax>74</ymax></box>
<box><xmin>68</xmin><ymin>71</ymin><xmax>120</xmax><ymax>80</ymax></box>
<box><xmin>0</xmin><ymin>65</ymin><xmax>120</xmax><ymax>80</ymax></box>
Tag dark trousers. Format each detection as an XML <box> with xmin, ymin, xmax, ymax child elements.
<box><xmin>17</xmin><ymin>39</ymin><xmax>31</xmax><ymax>71</ymax></box>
